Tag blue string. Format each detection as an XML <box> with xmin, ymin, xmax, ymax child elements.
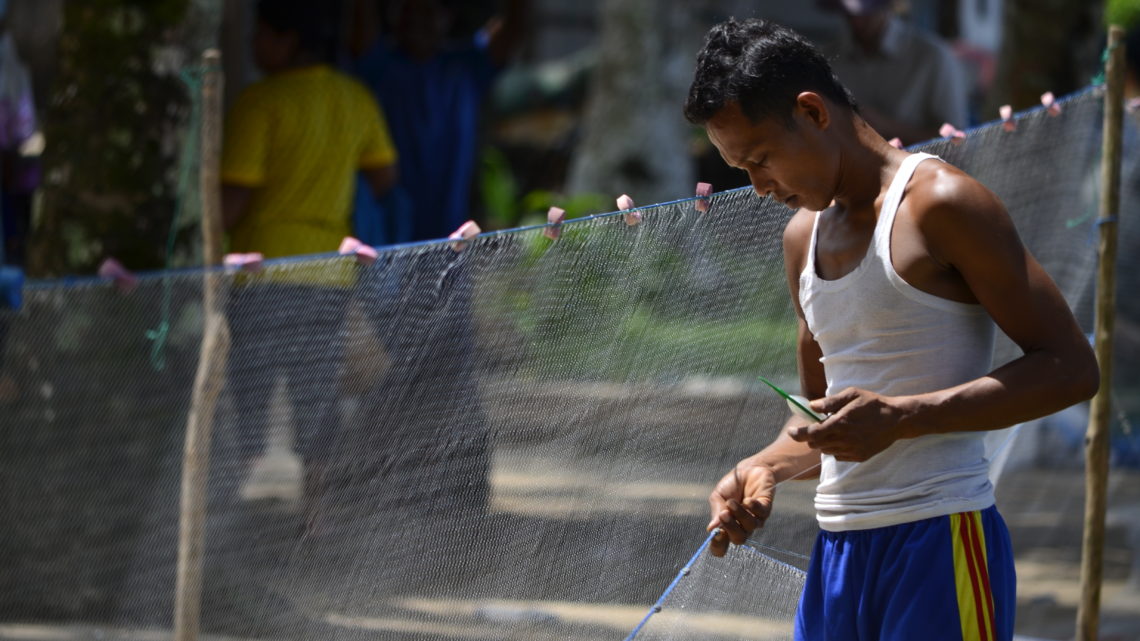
<box><xmin>623</xmin><ymin>530</ymin><xmax>717</xmax><ymax>641</ymax></box>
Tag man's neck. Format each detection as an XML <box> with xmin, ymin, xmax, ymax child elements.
<box><xmin>831</xmin><ymin>119</ymin><xmax>906</xmax><ymax>215</ymax></box>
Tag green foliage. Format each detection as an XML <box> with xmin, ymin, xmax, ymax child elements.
<box><xmin>476</xmin><ymin>146</ymin><xmax>794</xmax><ymax>383</ymax></box>
<box><xmin>479</xmin><ymin>146</ymin><xmax>520</xmax><ymax>230</ymax></box>
<box><xmin>1107</xmin><ymin>0</ymin><xmax>1140</xmax><ymax>27</ymax></box>
<box><xmin>30</xmin><ymin>0</ymin><xmax>194</xmax><ymax>277</ymax></box>
<box><xmin>478</xmin><ymin>211</ymin><xmax>795</xmax><ymax>383</ymax></box>
<box><xmin>479</xmin><ymin>145</ymin><xmax>608</xmax><ymax>231</ymax></box>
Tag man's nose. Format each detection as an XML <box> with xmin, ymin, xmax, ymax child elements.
<box><xmin>749</xmin><ymin>171</ymin><xmax>775</xmax><ymax>198</ymax></box>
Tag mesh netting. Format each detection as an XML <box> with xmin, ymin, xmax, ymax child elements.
<box><xmin>1</xmin><ymin>87</ymin><xmax>1139</xmax><ymax>641</ymax></box>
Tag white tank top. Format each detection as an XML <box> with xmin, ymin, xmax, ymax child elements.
<box><xmin>799</xmin><ymin>152</ymin><xmax>997</xmax><ymax>532</ymax></box>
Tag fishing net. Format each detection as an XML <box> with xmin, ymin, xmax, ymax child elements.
<box><xmin>1</xmin><ymin>86</ymin><xmax>1138</xmax><ymax>641</ymax></box>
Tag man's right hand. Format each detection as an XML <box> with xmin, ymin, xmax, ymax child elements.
<box><xmin>707</xmin><ymin>462</ymin><xmax>777</xmax><ymax>557</ymax></box>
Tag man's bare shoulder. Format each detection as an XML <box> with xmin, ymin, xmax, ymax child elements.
<box><xmin>906</xmin><ymin>159</ymin><xmax>1006</xmax><ymax>226</ymax></box>
<box><xmin>904</xmin><ymin>158</ymin><xmax>1021</xmax><ymax>269</ymax></box>
<box><xmin>782</xmin><ymin>207</ymin><xmax>818</xmax><ymax>271</ymax></box>
<box><xmin>783</xmin><ymin>207</ymin><xmax>818</xmax><ymax>250</ymax></box>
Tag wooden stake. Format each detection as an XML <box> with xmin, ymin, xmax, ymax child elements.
<box><xmin>1076</xmin><ymin>25</ymin><xmax>1125</xmax><ymax>641</ymax></box>
<box><xmin>174</xmin><ymin>49</ymin><xmax>229</xmax><ymax>641</ymax></box>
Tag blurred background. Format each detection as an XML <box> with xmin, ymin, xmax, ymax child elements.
<box><xmin>0</xmin><ymin>0</ymin><xmax>1122</xmax><ymax>280</ymax></box>
<box><xmin>1</xmin><ymin>2</ymin><xmax>1139</xmax><ymax>641</ymax></box>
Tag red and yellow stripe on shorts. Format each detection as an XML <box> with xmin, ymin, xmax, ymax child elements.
<box><xmin>949</xmin><ymin>511</ymin><xmax>998</xmax><ymax>641</ymax></box>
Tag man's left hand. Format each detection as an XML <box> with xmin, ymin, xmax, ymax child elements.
<box><xmin>786</xmin><ymin>387</ymin><xmax>909</xmax><ymax>462</ymax></box>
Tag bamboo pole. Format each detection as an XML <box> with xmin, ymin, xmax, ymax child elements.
<box><xmin>1076</xmin><ymin>25</ymin><xmax>1125</xmax><ymax>641</ymax></box>
<box><xmin>174</xmin><ymin>49</ymin><xmax>228</xmax><ymax>641</ymax></box>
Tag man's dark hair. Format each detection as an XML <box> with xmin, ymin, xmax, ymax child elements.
<box><xmin>257</xmin><ymin>0</ymin><xmax>336</xmax><ymax>60</ymax></box>
<box><xmin>684</xmin><ymin>19</ymin><xmax>857</xmax><ymax>126</ymax></box>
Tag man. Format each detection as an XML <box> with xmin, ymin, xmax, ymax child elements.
<box><xmin>820</xmin><ymin>0</ymin><xmax>970</xmax><ymax>145</ymax></box>
<box><xmin>223</xmin><ymin>0</ymin><xmax>397</xmax><ymax>255</ymax></box>
<box><xmin>683</xmin><ymin>19</ymin><xmax>1098</xmax><ymax>640</ymax></box>
<box><xmin>220</xmin><ymin>0</ymin><xmax>398</xmax><ymax>531</ymax></box>
<box><xmin>349</xmin><ymin>0</ymin><xmax>529</xmax><ymax>241</ymax></box>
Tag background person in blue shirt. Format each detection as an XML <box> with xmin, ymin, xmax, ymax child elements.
<box><xmin>348</xmin><ymin>0</ymin><xmax>529</xmax><ymax>243</ymax></box>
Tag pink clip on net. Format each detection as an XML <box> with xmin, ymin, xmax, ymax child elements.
<box><xmin>449</xmin><ymin>220</ymin><xmax>481</xmax><ymax>252</ymax></box>
<box><xmin>338</xmin><ymin>236</ymin><xmax>378</xmax><ymax>265</ymax></box>
<box><xmin>938</xmin><ymin>123</ymin><xmax>966</xmax><ymax>145</ymax></box>
<box><xmin>338</xmin><ymin>236</ymin><xmax>362</xmax><ymax>254</ymax></box>
<box><xmin>354</xmin><ymin>244</ymin><xmax>378</xmax><ymax>264</ymax></box>
<box><xmin>617</xmin><ymin>194</ymin><xmax>640</xmax><ymax>226</ymax></box>
<box><xmin>695</xmin><ymin>182</ymin><xmax>713</xmax><ymax>212</ymax></box>
<box><xmin>1041</xmin><ymin>92</ymin><xmax>1061</xmax><ymax>116</ymax></box>
<box><xmin>544</xmin><ymin>206</ymin><xmax>566</xmax><ymax>240</ymax></box>
<box><xmin>999</xmin><ymin>105</ymin><xmax>1016</xmax><ymax>132</ymax></box>
<box><xmin>223</xmin><ymin>252</ymin><xmax>264</xmax><ymax>273</ymax></box>
<box><xmin>97</xmin><ymin>257</ymin><xmax>138</xmax><ymax>293</ymax></box>
<box><xmin>887</xmin><ymin>137</ymin><xmax>904</xmax><ymax>149</ymax></box>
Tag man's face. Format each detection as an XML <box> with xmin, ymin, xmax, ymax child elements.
<box><xmin>253</xmin><ymin>20</ymin><xmax>297</xmax><ymax>74</ymax></box>
<box><xmin>845</xmin><ymin>10</ymin><xmax>889</xmax><ymax>54</ymax></box>
<box><xmin>705</xmin><ymin>98</ymin><xmax>837</xmax><ymax>212</ymax></box>
<box><xmin>394</xmin><ymin>0</ymin><xmax>452</xmax><ymax>60</ymax></box>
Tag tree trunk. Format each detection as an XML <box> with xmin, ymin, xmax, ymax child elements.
<box><xmin>26</xmin><ymin>0</ymin><xmax>222</xmax><ymax>278</ymax></box>
<box><xmin>566</xmin><ymin>0</ymin><xmax>699</xmax><ymax>206</ymax></box>
<box><xmin>988</xmin><ymin>0</ymin><xmax>1104</xmax><ymax>113</ymax></box>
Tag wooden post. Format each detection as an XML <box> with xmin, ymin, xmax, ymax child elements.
<box><xmin>1076</xmin><ymin>25</ymin><xmax>1125</xmax><ymax>641</ymax></box>
<box><xmin>174</xmin><ymin>49</ymin><xmax>229</xmax><ymax>641</ymax></box>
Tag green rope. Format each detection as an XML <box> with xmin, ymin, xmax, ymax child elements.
<box><xmin>1091</xmin><ymin>40</ymin><xmax>1120</xmax><ymax>86</ymax></box>
<box><xmin>146</xmin><ymin>65</ymin><xmax>204</xmax><ymax>371</ymax></box>
<box><xmin>1065</xmin><ymin>208</ymin><xmax>1095</xmax><ymax>228</ymax></box>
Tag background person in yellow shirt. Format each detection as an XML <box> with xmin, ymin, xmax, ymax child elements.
<box><xmin>217</xmin><ymin>0</ymin><xmax>398</xmax><ymax>537</ymax></box>
<box><xmin>222</xmin><ymin>2</ymin><xmax>397</xmax><ymax>258</ymax></box>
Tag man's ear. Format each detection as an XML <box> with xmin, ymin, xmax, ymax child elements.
<box><xmin>795</xmin><ymin>92</ymin><xmax>830</xmax><ymax>131</ymax></box>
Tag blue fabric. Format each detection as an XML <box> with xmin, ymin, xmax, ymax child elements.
<box><xmin>0</xmin><ymin>265</ymin><xmax>22</xmax><ymax>309</ymax></box>
<box><xmin>795</xmin><ymin>506</ymin><xmax>1016</xmax><ymax>641</ymax></box>
<box><xmin>352</xmin><ymin>177</ymin><xmax>413</xmax><ymax>247</ymax></box>
<box><xmin>351</xmin><ymin>35</ymin><xmax>498</xmax><ymax>242</ymax></box>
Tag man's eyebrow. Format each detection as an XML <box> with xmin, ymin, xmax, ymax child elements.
<box><xmin>716</xmin><ymin>148</ymin><xmax>739</xmax><ymax>169</ymax></box>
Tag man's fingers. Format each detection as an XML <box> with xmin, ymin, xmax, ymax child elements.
<box><xmin>718</xmin><ymin>513</ymin><xmax>749</xmax><ymax>545</ymax></box>
<box><xmin>788</xmin><ymin>420</ymin><xmax>840</xmax><ymax>447</ymax></box>
<box><xmin>709</xmin><ymin>529</ymin><xmax>729</xmax><ymax>557</ymax></box>
<box><xmin>706</xmin><ymin>504</ymin><xmax>769</xmax><ymax>557</ymax></box>
<box><xmin>810</xmin><ymin>387</ymin><xmax>859</xmax><ymax>415</ymax></box>
<box><xmin>727</xmin><ymin>499</ymin><xmax>761</xmax><ymax>533</ymax></box>
<box><xmin>744</xmin><ymin>498</ymin><xmax>771</xmax><ymax>522</ymax></box>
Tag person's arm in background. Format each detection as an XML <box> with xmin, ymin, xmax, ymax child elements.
<box><xmin>484</xmin><ymin>0</ymin><xmax>531</xmax><ymax>66</ymax></box>
<box><xmin>361</xmin><ymin>165</ymin><xmax>397</xmax><ymax>200</ymax></box>
<box><xmin>222</xmin><ymin>184</ymin><xmax>255</xmax><ymax>231</ymax></box>
<box><xmin>219</xmin><ymin>88</ymin><xmax>269</xmax><ymax>232</ymax></box>
<box><xmin>356</xmin><ymin>80</ymin><xmax>400</xmax><ymax>203</ymax></box>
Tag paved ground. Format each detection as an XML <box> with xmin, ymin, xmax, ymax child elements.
<box><xmin>2</xmin><ymin>380</ymin><xmax>1136</xmax><ymax>641</ymax></box>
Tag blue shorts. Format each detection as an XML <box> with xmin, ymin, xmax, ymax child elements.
<box><xmin>795</xmin><ymin>506</ymin><xmax>1015</xmax><ymax>641</ymax></box>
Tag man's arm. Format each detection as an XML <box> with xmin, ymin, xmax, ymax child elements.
<box><xmin>361</xmin><ymin>164</ymin><xmax>397</xmax><ymax>200</ymax></box>
<box><xmin>484</xmin><ymin>0</ymin><xmax>530</xmax><ymax>67</ymax></box>
<box><xmin>222</xmin><ymin>183</ymin><xmax>255</xmax><ymax>231</ymax></box>
<box><xmin>707</xmin><ymin>208</ymin><xmax>824</xmax><ymax>557</ymax></box>
<box><xmin>791</xmin><ymin>167</ymin><xmax>1099</xmax><ymax>460</ymax></box>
